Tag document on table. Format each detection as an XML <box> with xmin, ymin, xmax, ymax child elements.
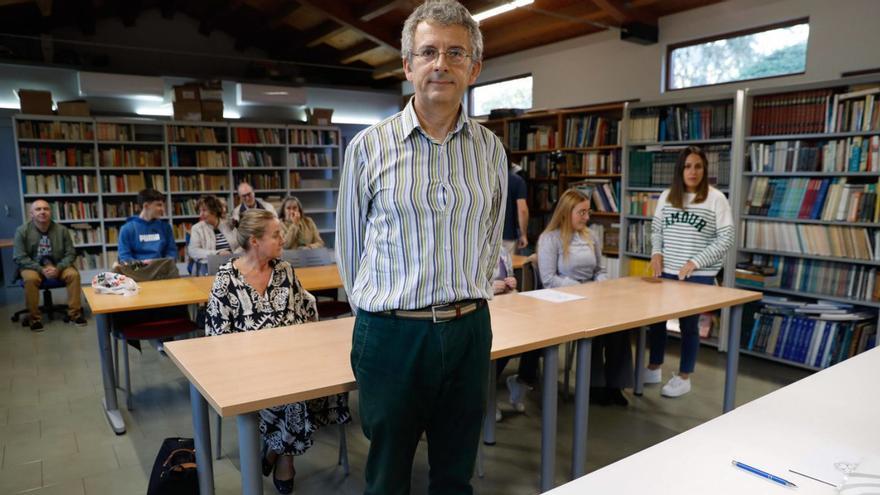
<box><xmin>518</xmin><ymin>289</ymin><xmax>585</xmax><ymax>303</ymax></box>
<box><xmin>789</xmin><ymin>447</ymin><xmax>866</xmax><ymax>487</ymax></box>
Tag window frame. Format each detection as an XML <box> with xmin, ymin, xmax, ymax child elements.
<box><xmin>468</xmin><ymin>73</ymin><xmax>533</xmax><ymax>118</ymax></box>
<box><xmin>665</xmin><ymin>17</ymin><xmax>810</xmax><ymax>92</ymax></box>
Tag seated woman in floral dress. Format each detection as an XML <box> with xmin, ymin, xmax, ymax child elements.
<box><xmin>205</xmin><ymin>209</ymin><xmax>350</xmax><ymax>494</ymax></box>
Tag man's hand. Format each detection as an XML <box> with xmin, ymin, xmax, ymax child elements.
<box><xmin>517</xmin><ymin>235</ymin><xmax>528</xmax><ymax>249</ymax></box>
<box><xmin>492</xmin><ymin>280</ymin><xmax>508</xmax><ymax>295</ymax></box>
<box><xmin>678</xmin><ymin>260</ymin><xmax>697</xmax><ymax>280</ymax></box>
<box><xmin>504</xmin><ymin>276</ymin><xmax>517</xmax><ymax>291</ymax></box>
<box><xmin>650</xmin><ymin>254</ymin><xmax>663</xmax><ymax>278</ymax></box>
<box><xmin>42</xmin><ymin>266</ymin><xmax>58</xmax><ymax>279</ymax></box>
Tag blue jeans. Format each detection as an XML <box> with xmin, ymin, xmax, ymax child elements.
<box><xmin>648</xmin><ymin>273</ymin><xmax>716</xmax><ymax>374</ymax></box>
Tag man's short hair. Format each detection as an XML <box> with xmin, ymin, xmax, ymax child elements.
<box><xmin>137</xmin><ymin>188</ymin><xmax>165</xmax><ymax>206</ymax></box>
<box><xmin>401</xmin><ymin>0</ymin><xmax>483</xmax><ymax>63</ymax></box>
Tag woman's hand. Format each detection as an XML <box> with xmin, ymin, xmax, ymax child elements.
<box><xmin>650</xmin><ymin>254</ymin><xmax>663</xmax><ymax>277</ymax></box>
<box><xmin>678</xmin><ymin>260</ymin><xmax>697</xmax><ymax>280</ymax></box>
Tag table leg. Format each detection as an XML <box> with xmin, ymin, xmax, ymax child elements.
<box><xmin>96</xmin><ymin>313</ymin><xmax>125</xmax><ymax>434</ymax></box>
<box><xmin>634</xmin><ymin>327</ymin><xmax>647</xmax><ymax>396</ymax></box>
<box><xmin>190</xmin><ymin>384</ymin><xmax>215</xmax><ymax>495</ymax></box>
<box><xmin>723</xmin><ymin>304</ymin><xmax>743</xmax><ymax>413</ymax></box>
<box><xmin>540</xmin><ymin>345</ymin><xmax>559</xmax><ymax>492</ymax></box>
<box><xmin>571</xmin><ymin>338</ymin><xmax>592</xmax><ymax>480</ymax></box>
<box><xmin>237</xmin><ymin>413</ymin><xmax>263</xmax><ymax>495</ymax></box>
<box><xmin>483</xmin><ymin>360</ymin><xmax>497</xmax><ymax>445</ymax></box>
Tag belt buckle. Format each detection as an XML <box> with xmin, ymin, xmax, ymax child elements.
<box><xmin>431</xmin><ymin>304</ymin><xmax>443</xmax><ymax>323</ymax></box>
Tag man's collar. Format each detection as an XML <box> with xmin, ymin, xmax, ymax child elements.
<box><xmin>399</xmin><ymin>96</ymin><xmax>472</xmax><ymax>143</ymax></box>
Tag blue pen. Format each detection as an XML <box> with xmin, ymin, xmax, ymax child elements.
<box><xmin>732</xmin><ymin>460</ymin><xmax>798</xmax><ymax>488</ymax></box>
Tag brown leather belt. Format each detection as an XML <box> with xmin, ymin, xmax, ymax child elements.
<box><xmin>382</xmin><ymin>299</ymin><xmax>486</xmax><ymax>323</ymax></box>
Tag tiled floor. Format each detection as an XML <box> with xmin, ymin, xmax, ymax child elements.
<box><xmin>0</xmin><ymin>287</ymin><xmax>810</xmax><ymax>494</ymax></box>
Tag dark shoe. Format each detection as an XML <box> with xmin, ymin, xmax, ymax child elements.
<box><xmin>272</xmin><ymin>459</ymin><xmax>295</xmax><ymax>495</ymax></box>
<box><xmin>261</xmin><ymin>445</ymin><xmax>274</xmax><ymax>477</ymax></box>
<box><xmin>589</xmin><ymin>386</ymin><xmax>609</xmax><ymax>406</ymax></box>
<box><xmin>30</xmin><ymin>321</ymin><xmax>44</xmax><ymax>332</ymax></box>
<box><xmin>73</xmin><ymin>315</ymin><xmax>87</xmax><ymax>327</ymax></box>
<box><xmin>607</xmin><ymin>387</ymin><xmax>629</xmax><ymax>407</ymax></box>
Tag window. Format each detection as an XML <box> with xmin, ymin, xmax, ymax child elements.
<box><xmin>470</xmin><ymin>74</ymin><xmax>532</xmax><ymax>117</ymax></box>
<box><xmin>667</xmin><ymin>19</ymin><xmax>809</xmax><ymax>90</ymax></box>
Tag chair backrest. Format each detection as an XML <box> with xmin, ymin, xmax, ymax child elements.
<box><xmin>205</xmin><ymin>253</ymin><xmax>234</xmax><ymax>275</ymax></box>
<box><xmin>521</xmin><ymin>254</ymin><xmax>542</xmax><ymax>291</ymax></box>
<box><xmin>281</xmin><ymin>247</ymin><xmax>335</xmax><ymax>267</ymax></box>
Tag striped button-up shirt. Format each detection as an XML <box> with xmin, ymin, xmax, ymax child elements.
<box><xmin>336</xmin><ymin>99</ymin><xmax>507</xmax><ymax>312</ymax></box>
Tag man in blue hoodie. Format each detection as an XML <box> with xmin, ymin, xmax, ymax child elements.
<box><xmin>118</xmin><ymin>188</ymin><xmax>176</xmax><ymax>262</ymax></box>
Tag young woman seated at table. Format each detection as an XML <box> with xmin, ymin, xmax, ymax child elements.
<box><xmin>204</xmin><ymin>209</ymin><xmax>350</xmax><ymax>493</ymax></box>
<box><xmin>279</xmin><ymin>196</ymin><xmax>324</xmax><ymax>249</ymax></box>
<box><xmin>537</xmin><ymin>189</ymin><xmax>633</xmax><ymax>406</ymax></box>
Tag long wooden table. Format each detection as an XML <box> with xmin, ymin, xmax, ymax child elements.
<box><xmin>545</xmin><ymin>345</ymin><xmax>880</xmax><ymax>495</ymax></box>
<box><xmin>164</xmin><ymin>277</ymin><xmax>760</xmax><ymax>494</ymax></box>
<box><xmin>81</xmin><ymin>264</ymin><xmax>349</xmax><ymax>434</ymax></box>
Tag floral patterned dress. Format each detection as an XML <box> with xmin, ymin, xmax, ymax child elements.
<box><xmin>205</xmin><ymin>258</ymin><xmax>351</xmax><ymax>456</ymax></box>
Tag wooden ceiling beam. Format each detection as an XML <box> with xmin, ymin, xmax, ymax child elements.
<box><xmin>304</xmin><ymin>20</ymin><xmax>349</xmax><ymax>47</ymax></box>
<box><xmin>268</xmin><ymin>1</ymin><xmax>301</xmax><ymax>29</ymax></box>
<box><xmin>372</xmin><ymin>58</ymin><xmax>403</xmax><ymax>79</ymax></box>
<box><xmin>357</xmin><ymin>0</ymin><xmax>407</xmax><ymax>22</ymax></box>
<box><xmin>338</xmin><ymin>40</ymin><xmax>378</xmax><ymax>64</ymax></box>
<box><xmin>591</xmin><ymin>0</ymin><xmax>657</xmax><ymax>25</ymax></box>
<box><xmin>295</xmin><ymin>0</ymin><xmax>400</xmax><ymax>51</ymax></box>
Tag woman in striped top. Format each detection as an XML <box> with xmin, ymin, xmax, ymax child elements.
<box><xmin>187</xmin><ymin>195</ymin><xmax>239</xmax><ymax>268</ymax></box>
<box><xmin>645</xmin><ymin>146</ymin><xmax>734</xmax><ymax>398</ymax></box>
<box><xmin>538</xmin><ymin>189</ymin><xmax>632</xmax><ymax>406</ymax></box>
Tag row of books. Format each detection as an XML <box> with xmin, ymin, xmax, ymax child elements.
<box><xmin>520</xmin><ymin>154</ymin><xmax>560</xmax><ymax>179</ymax></box>
<box><xmin>628</xmin><ymin>103</ymin><xmax>733</xmax><ymax>143</ymax></box>
<box><xmin>169</xmin><ymin>148</ymin><xmax>228</xmax><ymax>168</ymax></box>
<box><xmin>516</xmin><ymin>125</ymin><xmax>557</xmax><ymax>151</ymax></box>
<box><xmin>23</xmin><ymin>174</ymin><xmax>97</xmax><ymax>194</ymax></box>
<box><xmin>739</xmin><ymin>255</ymin><xmax>880</xmax><ymax>302</ymax></box>
<box><xmin>826</xmin><ymin>86</ymin><xmax>880</xmax><ymax>133</ymax></box>
<box><xmin>74</xmin><ymin>252</ymin><xmax>103</xmax><ymax>271</ymax></box>
<box><xmin>562</xmin><ymin>115</ymin><xmax>620</xmax><ymax>148</ymax></box>
<box><xmin>628</xmin><ymin>146</ymin><xmax>731</xmax><ymax>187</ymax></box>
<box><xmin>628</xmin><ymin>192</ymin><xmax>660</xmax><ymax>217</ymax></box>
<box><xmin>167</xmin><ymin>126</ymin><xmax>224</xmax><ymax>144</ymax></box>
<box><xmin>172</xmin><ymin>198</ymin><xmax>200</xmax><ymax>217</ymax></box>
<box><xmin>560</xmin><ymin>150</ymin><xmax>621</xmax><ymax>176</ymax></box>
<box><xmin>232</xmin><ymin>150</ymin><xmax>278</xmax><ymax>168</ymax></box>
<box><xmin>751</xmin><ymin>86</ymin><xmax>880</xmax><ymax>135</ymax></box>
<box><xmin>743</xmin><ymin>302</ymin><xmax>876</xmax><ymax>368</ymax></box>
<box><xmin>20</xmin><ymin>148</ymin><xmax>95</xmax><ymax>168</ymax></box>
<box><xmin>742</xmin><ymin>220</ymin><xmax>880</xmax><ymax>261</ymax></box>
<box><xmin>289</xmin><ymin>172</ymin><xmax>302</xmax><ymax>189</ymax></box>
<box><xmin>172</xmin><ymin>222</ymin><xmax>194</xmax><ymax>241</ymax></box>
<box><xmin>234</xmin><ymin>128</ymin><xmax>282</xmax><ymax>145</ymax></box>
<box><xmin>69</xmin><ymin>227</ymin><xmax>101</xmax><ymax>245</ymax></box>
<box><xmin>232</xmin><ymin>173</ymin><xmax>282</xmax><ymax>190</ymax></box>
<box><xmin>99</xmin><ymin>149</ymin><xmax>163</xmax><ymax>168</ymax></box>
<box><xmin>103</xmin><ymin>201</ymin><xmax>138</xmax><ymax>218</ymax></box>
<box><xmin>96</xmin><ymin>123</ymin><xmax>133</xmax><ymax>142</ymax></box>
<box><xmin>745</xmin><ymin>177</ymin><xmax>879</xmax><ymax>222</ymax></box>
<box><xmin>588</xmin><ymin>222</ymin><xmax>620</xmax><ymax>255</ymax></box>
<box><xmin>168</xmin><ymin>174</ymin><xmax>229</xmax><ymax>192</ymax></box>
<box><xmin>571</xmin><ymin>180</ymin><xmax>619</xmax><ymax>213</ymax></box>
<box><xmin>290</xmin><ymin>129</ymin><xmax>338</xmax><ymax>146</ymax></box>
<box><xmin>102</xmin><ymin>173</ymin><xmax>166</xmax><ymax>193</ymax></box>
<box><xmin>17</xmin><ymin>121</ymin><xmax>94</xmax><ymax>141</ymax></box>
<box><xmin>25</xmin><ymin>200</ymin><xmax>98</xmax><ymax>221</ymax></box>
<box><xmin>290</xmin><ymin>151</ymin><xmax>334</xmax><ymax>168</ymax></box>
<box><xmin>748</xmin><ymin>137</ymin><xmax>880</xmax><ymax>172</ymax></box>
<box><xmin>626</xmin><ymin>220</ymin><xmax>652</xmax><ymax>255</ymax></box>
<box><xmin>533</xmin><ymin>183</ymin><xmax>559</xmax><ymax>212</ymax></box>
<box><xmin>105</xmin><ymin>226</ymin><xmax>118</xmax><ymax>244</ymax></box>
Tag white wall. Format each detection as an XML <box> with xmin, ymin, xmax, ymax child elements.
<box><xmin>474</xmin><ymin>0</ymin><xmax>880</xmax><ymax>108</ymax></box>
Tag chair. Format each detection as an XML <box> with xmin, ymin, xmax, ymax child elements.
<box><xmin>205</xmin><ymin>253</ymin><xmax>234</xmax><ymax>276</ymax></box>
<box><xmin>282</xmin><ymin>248</ymin><xmax>350</xmax><ymax>320</ymax></box>
<box><xmin>11</xmin><ymin>277</ymin><xmax>69</xmax><ymax>325</ymax></box>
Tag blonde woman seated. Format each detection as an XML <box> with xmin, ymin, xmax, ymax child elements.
<box><xmin>280</xmin><ymin>196</ymin><xmax>324</xmax><ymax>249</ymax></box>
<box><xmin>187</xmin><ymin>195</ymin><xmax>239</xmax><ymax>267</ymax></box>
<box><xmin>537</xmin><ymin>189</ymin><xmax>633</xmax><ymax>406</ymax></box>
<box><xmin>205</xmin><ymin>209</ymin><xmax>350</xmax><ymax>493</ymax></box>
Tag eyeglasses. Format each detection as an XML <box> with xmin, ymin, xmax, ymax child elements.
<box><xmin>412</xmin><ymin>47</ymin><xmax>472</xmax><ymax>65</ymax></box>
<box><xmin>240</xmin><ymin>192</ymin><xmax>254</xmax><ymax>198</ymax></box>
<box><xmin>574</xmin><ymin>209</ymin><xmax>590</xmax><ymax>217</ymax></box>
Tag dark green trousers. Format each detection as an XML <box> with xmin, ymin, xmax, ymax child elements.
<box><xmin>351</xmin><ymin>306</ymin><xmax>492</xmax><ymax>495</ymax></box>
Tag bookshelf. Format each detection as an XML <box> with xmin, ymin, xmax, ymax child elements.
<box><xmin>620</xmin><ymin>94</ymin><xmax>743</xmax><ymax>350</ymax></box>
<box><xmin>481</xmin><ymin>103</ymin><xmax>624</xmax><ymax>258</ymax></box>
<box><xmin>13</xmin><ymin>115</ymin><xmax>342</xmax><ymax>281</ymax></box>
<box><xmin>735</xmin><ymin>75</ymin><xmax>880</xmax><ymax>371</ymax></box>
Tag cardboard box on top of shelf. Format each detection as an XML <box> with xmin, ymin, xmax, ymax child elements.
<box><xmin>173</xmin><ymin>100</ymin><xmax>202</xmax><ymax>121</ymax></box>
<box><xmin>18</xmin><ymin>89</ymin><xmax>53</xmax><ymax>115</ymax></box>
<box><xmin>200</xmin><ymin>80</ymin><xmax>223</xmax><ymax>101</ymax></box>
<box><xmin>173</xmin><ymin>84</ymin><xmax>201</xmax><ymax>102</ymax></box>
<box><xmin>200</xmin><ymin>100</ymin><xmax>224</xmax><ymax>122</ymax></box>
<box><xmin>306</xmin><ymin>107</ymin><xmax>334</xmax><ymax>126</ymax></box>
<box><xmin>57</xmin><ymin>100</ymin><xmax>90</xmax><ymax>117</ymax></box>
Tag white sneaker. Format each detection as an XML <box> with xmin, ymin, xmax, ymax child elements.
<box><xmin>506</xmin><ymin>375</ymin><xmax>526</xmax><ymax>412</ymax></box>
<box><xmin>661</xmin><ymin>374</ymin><xmax>691</xmax><ymax>398</ymax></box>
<box><xmin>643</xmin><ymin>367</ymin><xmax>662</xmax><ymax>384</ymax></box>
<box><xmin>495</xmin><ymin>407</ymin><xmax>502</xmax><ymax>422</ymax></box>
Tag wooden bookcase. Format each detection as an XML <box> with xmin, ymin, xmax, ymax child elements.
<box><xmin>14</xmin><ymin>115</ymin><xmax>341</xmax><ymax>281</ymax></box>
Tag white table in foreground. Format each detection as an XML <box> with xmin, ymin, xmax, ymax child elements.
<box><xmin>545</xmin><ymin>346</ymin><xmax>880</xmax><ymax>495</ymax></box>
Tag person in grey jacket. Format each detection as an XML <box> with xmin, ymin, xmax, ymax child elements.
<box><xmin>537</xmin><ymin>188</ymin><xmax>632</xmax><ymax>406</ymax></box>
<box><xmin>187</xmin><ymin>195</ymin><xmax>239</xmax><ymax>270</ymax></box>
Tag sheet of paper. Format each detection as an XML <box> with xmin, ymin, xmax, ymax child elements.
<box><xmin>517</xmin><ymin>289</ymin><xmax>585</xmax><ymax>303</ymax></box>
<box><xmin>789</xmin><ymin>448</ymin><xmax>866</xmax><ymax>488</ymax></box>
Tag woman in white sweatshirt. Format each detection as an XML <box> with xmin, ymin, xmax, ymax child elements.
<box><xmin>187</xmin><ymin>195</ymin><xmax>240</xmax><ymax>269</ymax></box>
<box><xmin>645</xmin><ymin>146</ymin><xmax>734</xmax><ymax>398</ymax></box>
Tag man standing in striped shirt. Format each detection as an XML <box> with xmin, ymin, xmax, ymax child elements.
<box><xmin>336</xmin><ymin>1</ymin><xmax>506</xmax><ymax>493</ymax></box>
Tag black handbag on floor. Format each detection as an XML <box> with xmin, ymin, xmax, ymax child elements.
<box><xmin>147</xmin><ymin>437</ymin><xmax>199</xmax><ymax>495</ymax></box>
